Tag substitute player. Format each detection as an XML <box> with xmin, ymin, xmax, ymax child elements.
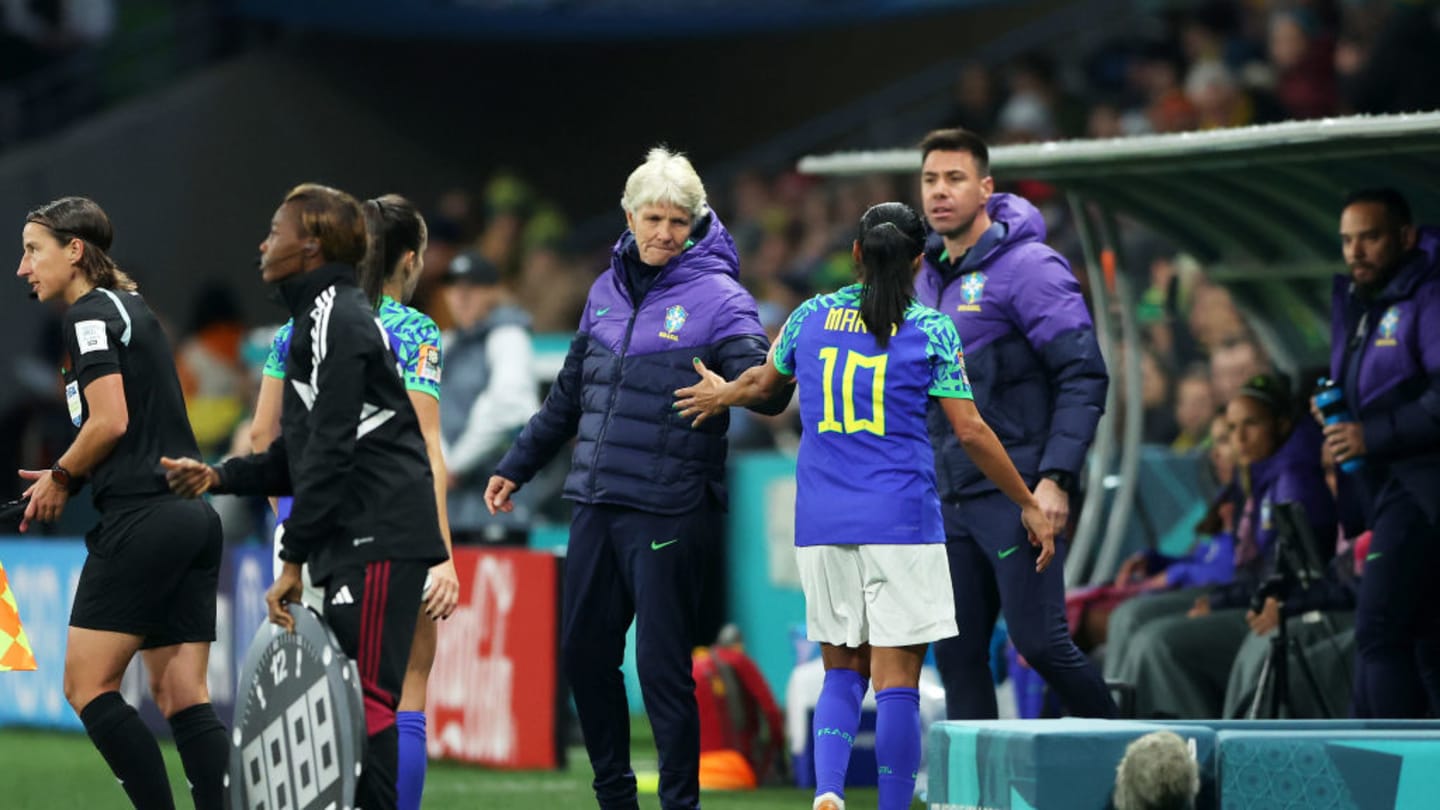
<box><xmin>17</xmin><ymin>196</ymin><xmax>227</xmax><ymax>810</ymax></box>
<box><xmin>250</xmin><ymin>193</ymin><xmax>460</xmax><ymax>810</ymax></box>
<box><xmin>162</xmin><ymin>184</ymin><xmax>448</xmax><ymax>810</ymax></box>
<box><xmin>676</xmin><ymin>202</ymin><xmax>1052</xmax><ymax>810</ymax></box>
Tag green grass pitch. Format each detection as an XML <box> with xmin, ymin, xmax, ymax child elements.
<box><xmin>0</xmin><ymin>724</ymin><xmax>904</xmax><ymax>809</ymax></box>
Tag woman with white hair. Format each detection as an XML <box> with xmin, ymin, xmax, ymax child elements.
<box><xmin>485</xmin><ymin>146</ymin><xmax>790</xmax><ymax>810</ymax></box>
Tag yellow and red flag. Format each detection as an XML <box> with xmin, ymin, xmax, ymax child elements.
<box><xmin>0</xmin><ymin>561</ymin><xmax>38</xmax><ymax>671</ymax></box>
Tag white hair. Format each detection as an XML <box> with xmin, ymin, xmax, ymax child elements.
<box><xmin>1113</xmin><ymin>731</ymin><xmax>1200</xmax><ymax>810</ymax></box>
<box><xmin>620</xmin><ymin>146</ymin><xmax>709</xmax><ymax>222</ymax></box>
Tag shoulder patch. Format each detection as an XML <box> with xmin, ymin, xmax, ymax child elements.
<box><xmin>75</xmin><ymin>320</ymin><xmax>109</xmax><ymax>354</ymax></box>
<box><xmin>416</xmin><ymin>344</ymin><xmax>442</xmax><ymax>383</ymax></box>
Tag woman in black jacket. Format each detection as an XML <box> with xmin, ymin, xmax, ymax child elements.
<box><xmin>163</xmin><ymin>183</ymin><xmax>447</xmax><ymax>810</ymax></box>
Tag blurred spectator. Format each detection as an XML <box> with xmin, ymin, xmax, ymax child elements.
<box><xmin>1185</xmin><ymin>59</ymin><xmax>1258</xmax><ymax>129</ymax></box>
<box><xmin>439</xmin><ymin>250</ymin><xmax>539</xmax><ymax>544</ymax></box>
<box><xmin>477</xmin><ymin>172</ymin><xmax>534</xmax><ymax>276</ymax></box>
<box><xmin>1186</xmin><ymin>280</ymin><xmax>1249</xmax><ymax>353</ymax></box>
<box><xmin>994</xmin><ymin>54</ymin><xmax>1086</xmax><ymax>142</ymax></box>
<box><xmin>1336</xmin><ymin>0</ymin><xmax>1440</xmax><ymax>115</ymax></box>
<box><xmin>174</xmin><ymin>282</ymin><xmax>249</xmax><ymax>461</ymax></box>
<box><xmin>515</xmin><ymin>244</ymin><xmax>589</xmax><ymax>333</ymax></box>
<box><xmin>413</xmin><ymin>188</ymin><xmax>474</xmax><ymax>331</ymax></box>
<box><xmin>938</xmin><ymin>62</ymin><xmax>1001</xmax><ymax>136</ymax></box>
<box><xmin>1267</xmin><ymin>8</ymin><xmax>1338</xmax><ymax>120</ymax></box>
<box><xmin>1140</xmin><ymin>344</ymin><xmax>1179</xmax><ymax>444</ymax></box>
<box><xmin>1209</xmin><ymin>338</ymin><xmax>1268</xmax><ymax>408</ymax></box>
<box><xmin>1135</xmin><ymin>44</ymin><xmax>1198</xmax><ymax>133</ymax></box>
<box><xmin>1171</xmin><ymin>365</ymin><xmax>1217</xmax><ymax>453</ymax></box>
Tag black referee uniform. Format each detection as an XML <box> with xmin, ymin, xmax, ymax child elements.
<box><xmin>65</xmin><ymin>286</ymin><xmax>223</xmax><ymax>648</ymax></box>
<box><xmin>212</xmin><ymin>263</ymin><xmax>447</xmax><ymax>810</ymax></box>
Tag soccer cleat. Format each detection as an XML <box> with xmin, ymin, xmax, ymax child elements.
<box><xmin>813</xmin><ymin>791</ymin><xmax>844</xmax><ymax>810</ymax></box>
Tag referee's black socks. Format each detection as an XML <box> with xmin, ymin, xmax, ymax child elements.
<box><xmin>80</xmin><ymin>691</ymin><xmax>176</xmax><ymax>810</ymax></box>
<box><xmin>169</xmin><ymin>702</ymin><xmax>228</xmax><ymax>810</ymax></box>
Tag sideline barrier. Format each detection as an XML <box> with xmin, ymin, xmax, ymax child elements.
<box><xmin>425</xmin><ymin>545</ymin><xmax>563</xmax><ymax>769</ymax></box>
<box><xmin>927</xmin><ymin>718</ymin><xmax>1440</xmax><ymax>810</ymax></box>
<box><xmin>0</xmin><ymin>538</ymin><xmax>270</xmax><ymax>733</ymax></box>
<box><xmin>927</xmin><ymin>718</ymin><xmax>1218</xmax><ymax>810</ymax></box>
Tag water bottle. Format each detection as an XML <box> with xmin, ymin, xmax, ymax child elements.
<box><xmin>1314</xmin><ymin>377</ymin><xmax>1365</xmax><ymax>474</ymax></box>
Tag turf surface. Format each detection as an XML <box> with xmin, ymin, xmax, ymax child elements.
<box><xmin>0</xmin><ymin>723</ymin><xmax>905</xmax><ymax>809</ymax></box>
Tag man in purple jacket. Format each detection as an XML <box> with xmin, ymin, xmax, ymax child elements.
<box><xmin>484</xmin><ymin>147</ymin><xmax>788</xmax><ymax>810</ymax></box>
<box><xmin>1324</xmin><ymin>188</ymin><xmax>1440</xmax><ymax>717</ymax></box>
<box><xmin>915</xmin><ymin>128</ymin><xmax>1116</xmax><ymax>718</ymax></box>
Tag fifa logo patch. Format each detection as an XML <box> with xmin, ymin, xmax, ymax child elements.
<box><xmin>416</xmin><ymin>344</ymin><xmax>442</xmax><ymax>383</ymax></box>
<box><xmin>957</xmin><ymin>272</ymin><xmax>986</xmax><ymax>312</ymax></box>
<box><xmin>1374</xmin><ymin>306</ymin><xmax>1400</xmax><ymax>347</ymax></box>
<box><xmin>659</xmin><ymin>304</ymin><xmax>688</xmax><ymax>342</ymax></box>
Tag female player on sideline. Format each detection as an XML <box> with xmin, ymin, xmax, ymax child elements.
<box><xmin>676</xmin><ymin>202</ymin><xmax>1052</xmax><ymax>810</ymax></box>
<box><xmin>18</xmin><ymin>197</ymin><xmax>227</xmax><ymax>810</ymax></box>
<box><xmin>250</xmin><ymin>193</ymin><xmax>460</xmax><ymax>810</ymax></box>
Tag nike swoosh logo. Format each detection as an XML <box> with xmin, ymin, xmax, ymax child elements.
<box><xmin>1366</xmin><ymin>552</ymin><xmax>1383</xmax><ymax>562</ymax></box>
<box><xmin>998</xmin><ymin>545</ymin><xmax>1020</xmax><ymax>559</ymax></box>
<box><xmin>651</xmin><ymin>538</ymin><xmax>679</xmax><ymax>551</ymax></box>
<box><xmin>595</xmin><ymin>307</ymin><xmax>611</xmax><ymax>317</ymax></box>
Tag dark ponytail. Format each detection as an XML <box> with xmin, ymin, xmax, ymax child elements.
<box><xmin>856</xmin><ymin>202</ymin><xmax>926</xmax><ymax>348</ymax></box>
<box><xmin>26</xmin><ymin>197</ymin><xmax>138</xmax><ymax>292</ymax></box>
<box><xmin>359</xmin><ymin>194</ymin><xmax>427</xmax><ymax>308</ymax></box>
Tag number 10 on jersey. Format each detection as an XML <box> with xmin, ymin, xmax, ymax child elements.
<box><xmin>817</xmin><ymin>347</ymin><xmax>888</xmax><ymax>436</ymax></box>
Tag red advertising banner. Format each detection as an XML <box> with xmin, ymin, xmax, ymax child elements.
<box><xmin>426</xmin><ymin>546</ymin><xmax>560</xmax><ymax>769</ymax></box>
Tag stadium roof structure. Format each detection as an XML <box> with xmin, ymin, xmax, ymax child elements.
<box><xmin>799</xmin><ymin>112</ymin><xmax>1440</xmax><ymax>584</ymax></box>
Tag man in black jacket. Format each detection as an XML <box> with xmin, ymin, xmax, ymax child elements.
<box><xmin>164</xmin><ymin>184</ymin><xmax>447</xmax><ymax>810</ymax></box>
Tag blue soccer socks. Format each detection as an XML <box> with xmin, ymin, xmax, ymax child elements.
<box><xmin>875</xmin><ymin>687</ymin><xmax>921</xmax><ymax>810</ymax></box>
<box><xmin>812</xmin><ymin>667</ymin><xmax>868</xmax><ymax>799</ymax></box>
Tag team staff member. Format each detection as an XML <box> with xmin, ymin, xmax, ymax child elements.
<box><xmin>1322</xmin><ymin>188</ymin><xmax>1440</xmax><ymax>717</ymax></box>
<box><xmin>916</xmin><ymin>128</ymin><xmax>1115</xmax><ymax>719</ymax></box>
<box><xmin>251</xmin><ymin>194</ymin><xmax>461</xmax><ymax>810</ymax></box>
<box><xmin>485</xmin><ymin>147</ymin><xmax>789</xmax><ymax>810</ymax></box>
<box><xmin>676</xmin><ymin>202</ymin><xmax>1052</xmax><ymax>810</ymax></box>
<box><xmin>163</xmin><ymin>184</ymin><xmax>448</xmax><ymax>810</ymax></box>
<box><xmin>17</xmin><ymin>196</ymin><xmax>226</xmax><ymax>810</ymax></box>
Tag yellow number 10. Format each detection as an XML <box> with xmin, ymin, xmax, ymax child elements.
<box><xmin>817</xmin><ymin>347</ymin><xmax>888</xmax><ymax>435</ymax></box>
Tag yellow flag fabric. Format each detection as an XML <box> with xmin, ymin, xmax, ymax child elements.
<box><xmin>0</xmin><ymin>562</ymin><xmax>38</xmax><ymax>671</ymax></box>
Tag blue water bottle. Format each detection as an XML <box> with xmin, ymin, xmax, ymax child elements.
<box><xmin>1314</xmin><ymin>377</ymin><xmax>1365</xmax><ymax>474</ymax></box>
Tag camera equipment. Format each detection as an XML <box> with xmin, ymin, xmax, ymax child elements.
<box><xmin>1245</xmin><ymin>501</ymin><xmax>1349</xmax><ymax>719</ymax></box>
<box><xmin>1314</xmin><ymin>377</ymin><xmax>1365</xmax><ymax>474</ymax></box>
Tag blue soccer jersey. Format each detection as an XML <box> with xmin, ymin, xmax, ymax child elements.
<box><xmin>773</xmin><ymin>284</ymin><xmax>972</xmax><ymax>546</ymax></box>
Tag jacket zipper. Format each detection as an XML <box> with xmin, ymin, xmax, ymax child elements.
<box><xmin>588</xmin><ymin>296</ymin><xmax>642</xmax><ymax>493</ymax></box>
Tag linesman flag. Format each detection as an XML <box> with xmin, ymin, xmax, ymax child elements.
<box><xmin>0</xmin><ymin>561</ymin><xmax>38</xmax><ymax>671</ymax></box>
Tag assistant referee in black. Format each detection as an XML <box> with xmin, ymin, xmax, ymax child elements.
<box><xmin>18</xmin><ymin>196</ymin><xmax>227</xmax><ymax>810</ymax></box>
<box><xmin>163</xmin><ymin>183</ymin><xmax>448</xmax><ymax>810</ymax></box>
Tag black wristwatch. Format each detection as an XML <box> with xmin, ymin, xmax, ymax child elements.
<box><xmin>50</xmin><ymin>463</ymin><xmax>73</xmax><ymax>492</ymax></box>
<box><xmin>1041</xmin><ymin>470</ymin><xmax>1074</xmax><ymax>492</ymax></box>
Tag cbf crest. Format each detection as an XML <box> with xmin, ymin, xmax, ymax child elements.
<box><xmin>1374</xmin><ymin>306</ymin><xmax>1400</xmax><ymax>347</ymax></box>
<box><xmin>659</xmin><ymin>304</ymin><xmax>688</xmax><ymax>342</ymax></box>
<box><xmin>957</xmin><ymin>272</ymin><xmax>987</xmax><ymax>312</ymax></box>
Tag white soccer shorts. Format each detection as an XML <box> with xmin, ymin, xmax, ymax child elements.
<box><xmin>797</xmin><ymin>543</ymin><xmax>958</xmax><ymax>648</ymax></box>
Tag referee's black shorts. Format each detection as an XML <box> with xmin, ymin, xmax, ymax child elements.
<box><xmin>70</xmin><ymin>497</ymin><xmax>223</xmax><ymax>649</ymax></box>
